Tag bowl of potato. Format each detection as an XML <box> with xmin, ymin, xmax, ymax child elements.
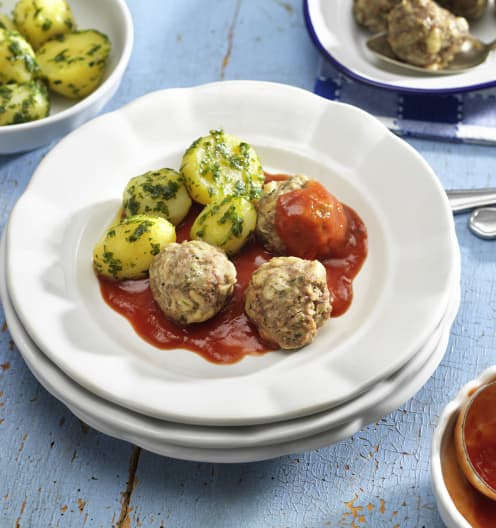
<box><xmin>0</xmin><ymin>0</ymin><xmax>133</xmax><ymax>154</ymax></box>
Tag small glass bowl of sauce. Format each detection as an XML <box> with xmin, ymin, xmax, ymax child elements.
<box><xmin>432</xmin><ymin>366</ymin><xmax>496</xmax><ymax>528</ymax></box>
<box><xmin>455</xmin><ymin>381</ymin><xmax>496</xmax><ymax>502</ymax></box>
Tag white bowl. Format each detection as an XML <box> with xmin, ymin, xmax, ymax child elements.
<box><xmin>431</xmin><ymin>366</ymin><xmax>496</xmax><ymax>528</ymax></box>
<box><xmin>0</xmin><ymin>0</ymin><xmax>133</xmax><ymax>154</ymax></box>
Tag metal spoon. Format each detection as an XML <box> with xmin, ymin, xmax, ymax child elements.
<box><xmin>446</xmin><ymin>188</ymin><xmax>496</xmax><ymax>213</ymax></box>
<box><xmin>445</xmin><ymin>189</ymin><xmax>496</xmax><ymax>239</ymax></box>
<box><xmin>468</xmin><ymin>207</ymin><xmax>496</xmax><ymax>239</ymax></box>
<box><xmin>366</xmin><ymin>33</ymin><xmax>496</xmax><ymax>74</ymax></box>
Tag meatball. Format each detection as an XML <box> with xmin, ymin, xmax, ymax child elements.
<box><xmin>244</xmin><ymin>257</ymin><xmax>332</xmax><ymax>350</ymax></box>
<box><xmin>436</xmin><ymin>0</ymin><xmax>487</xmax><ymax>20</ymax></box>
<box><xmin>149</xmin><ymin>240</ymin><xmax>237</xmax><ymax>325</ymax></box>
<box><xmin>353</xmin><ymin>0</ymin><xmax>401</xmax><ymax>33</ymax></box>
<box><xmin>387</xmin><ymin>0</ymin><xmax>469</xmax><ymax>70</ymax></box>
<box><xmin>256</xmin><ymin>174</ymin><xmax>309</xmax><ymax>255</ymax></box>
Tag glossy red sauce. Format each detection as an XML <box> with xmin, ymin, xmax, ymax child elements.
<box><xmin>463</xmin><ymin>383</ymin><xmax>496</xmax><ymax>491</ymax></box>
<box><xmin>98</xmin><ymin>174</ymin><xmax>368</xmax><ymax>364</ymax></box>
<box><xmin>276</xmin><ymin>180</ymin><xmax>349</xmax><ymax>260</ymax></box>
<box><xmin>443</xmin><ymin>418</ymin><xmax>496</xmax><ymax>527</ymax></box>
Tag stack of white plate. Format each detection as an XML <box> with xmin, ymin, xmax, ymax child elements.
<box><xmin>0</xmin><ymin>81</ymin><xmax>460</xmax><ymax>463</ymax></box>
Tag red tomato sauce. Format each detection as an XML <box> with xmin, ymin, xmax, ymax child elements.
<box><xmin>275</xmin><ymin>180</ymin><xmax>349</xmax><ymax>260</ymax></box>
<box><xmin>443</xmin><ymin>418</ymin><xmax>496</xmax><ymax>527</ymax></box>
<box><xmin>98</xmin><ymin>175</ymin><xmax>368</xmax><ymax>364</ymax></box>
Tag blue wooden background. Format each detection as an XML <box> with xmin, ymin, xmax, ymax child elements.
<box><xmin>1</xmin><ymin>1</ymin><xmax>495</xmax><ymax>526</ymax></box>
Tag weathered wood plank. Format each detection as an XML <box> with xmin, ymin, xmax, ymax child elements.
<box><xmin>1</xmin><ymin>0</ymin><xmax>496</xmax><ymax>526</ymax></box>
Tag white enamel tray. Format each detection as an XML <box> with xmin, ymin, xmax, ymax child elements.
<box><xmin>0</xmin><ymin>238</ymin><xmax>459</xmax><ymax>461</ymax></box>
<box><xmin>6</xmin><ymin>81</ymin><xmax>459</xmax><ymax>425</ymax></box>
<box><xmin>304</xmin><ymin>0</ymin><xmax>496</xmax><ymax>93</ymax></box>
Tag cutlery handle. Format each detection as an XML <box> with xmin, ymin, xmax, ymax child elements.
<box><xmin>446</xmin><ymin>189</ymin><xmax>496</xmax><ymax>213</ymax></box>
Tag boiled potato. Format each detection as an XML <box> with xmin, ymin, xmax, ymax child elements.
<box><xmin>0</xmin><ymin>28</ymin><xmax>39</xmax><ymax>84</ymax></box>
<box><xmin>0</xmin><ymin>80</ymin><xmax>49</xmax><ymax>125</ymax></box>
<box><xmin>180</xmin><ymin>129</ymin><xmax>265</xmax><ymax>205</ymax></box>
<box><xmin>190</xmin><ymin>195</ymin><xmax>257</xmax><ymax>255</ymax></box>
<box><xmin>0</xmin><ymin>14</ymin><xmax>16</xmax><ymax>31</ymax></box>
<box><xmin>93</xmin><ymin>215</ymin><xmax>176</xmax><ymax>280</ymax></box>
<box><xmin>13</xmin><ymin>0</ymin><xmax>76</xmax><ymax>49</ymax></box>
<box><xmin>123</xmin><ymin>169</ymin><xmax>192</xmax><ymax>226</ymax></box>
<box><xmin>36</xmin><ymin>30</ymin><xmax>111</xmax><ymax>99</ymax></box>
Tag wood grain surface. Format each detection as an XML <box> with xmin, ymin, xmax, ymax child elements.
<box><xmin>1</xmin><ymin>1</ymin><xmax>495</xmax><ymax>526</ymax></box>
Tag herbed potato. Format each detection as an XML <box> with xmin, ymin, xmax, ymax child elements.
<box><xmin>0</xmin><ymin>80</ymin><xmax>49</xmax><ymax>125</ymax></box>
<box><xmin>93</xmin><ymin>215</ymin><xmax>176</xmax><ymax>280</ymax></box>
<box><xmin>0</xmin><ymin>13</ymin><xmax>16</xmax><ymax>31</ymax></box>
<box><xmin>123</xmin><ymin>169</ymin><xmax>192</xmax><ymax>226</ymax></box>
<box><xmin>36</xmin><ymin>29</ymin><xmax>111</xmax><ymax>99</ymax></box>
<box><xmin>190</xmin><ymin>195</ymin><xmax>257</xmax><ymax>255</ymax></box>
<box><xmin>13</xmin><ymin>0</ymin><xmax>76</xmax><ymax>49</ymax></box>
<box><xmin>0</xmin><ymin>28</ymin><xmax>40</xmax><ymax>84</ymax></box>
<box><xmin>180</xmin><ymin>129</ymin><xmax>265</xmax><ymax>205</ymax></box>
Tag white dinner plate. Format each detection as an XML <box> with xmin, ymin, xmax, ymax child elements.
<box><xmin>0</xmin><ymin>235</ymin><xmax>459</xmax><ymax>461</ymax></box>
<box><xmin>0</xmin><ymin>226</ymin><xmax>461</xmax><ymax>449</ymax></box>
<box><xmin>6</xmin><ymin>81</ymin><xmax>458</xmax><ymax>425</ymax></box>
<box><xmin>304</xmin><ymin>0</ymin><xmax>496</xmax><ymax>93</ymax></box>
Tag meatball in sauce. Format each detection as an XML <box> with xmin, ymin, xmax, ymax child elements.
<box><xmin>256</xmin><ymin>174</ymin><xmax>350</xmax><ymax>259</ymax></box>
<box><xmin>149</xmin><ymin>240</ymin><xmax>237</xmax><ymax>325</ymax></box>
<box><xmin>387</xmin><ymin>0</ymin><xmax>469</xmax><ymax>70</ymax></box>
<box><xmin>245</xmin><ymin>257</ymin><xmax>332</xmax><ymax>350</ymax></box>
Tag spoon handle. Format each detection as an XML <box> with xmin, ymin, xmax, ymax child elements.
<box><xmin>446</xmin><ymin>188</ymin><xmax>496</xmax><ymax>213</ymax></box>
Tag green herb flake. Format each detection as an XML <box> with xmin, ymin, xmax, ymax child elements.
<box><xmin>87</xmin><ymin>44</ymin><xmax>101</xmax><ymax>56</ymax></box>
<box><xmin>52</xmin><ymin>49</ymin><xmax>69</xmax><ymax>63</ymax></box>
<box><xmin>126</xmin><ymin>220</ymin><xmax>153</xmax><ymax>243</ymax></box>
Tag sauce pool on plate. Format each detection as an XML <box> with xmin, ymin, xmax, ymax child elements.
<box><xmin>98</xmin><ymin>175</ymin><xmax>368</xmax><ymax>364</ymax></box>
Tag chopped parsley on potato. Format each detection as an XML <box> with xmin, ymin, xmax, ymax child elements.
<box><xmin>0</xmin><ymin>14</ymin><xmax>16</xmax><ymax>31</ymax></box>
<box><xmin>13</xmin><ymin>0</ymin><xmax>76</xmax><ymax>50</ymax></box>
<box><xmin>93</xmin><ymin>215</ymin><xmax>176</xmax><ymax>280</ymax></box>
<box><xmin>36</xmin><ymin>30</ymin><xmax>111</xmax><ymax>99</ymax></box>
<box><xmin>190</xmin><ymin>195</ymin><xmax>257</xmax><ymax>255</ymax></box>
<box><xmin>181</xmin><ymin>129</ymin><xmax>265</xmax><ymax>205</ymax></box>
<box><xmin>123</xmin><ymin>169</ymin><xmax>193</xmax><ymax>226</ymax></box>
<box><xmin>0</xmin><ymin>80</ymin><xmax>49</xmax><ymax>125</ymax></box>
<box><xmin>0</xmin><ymin>28</ymin><xmax>40</xmax><ymax>84</ymax></box>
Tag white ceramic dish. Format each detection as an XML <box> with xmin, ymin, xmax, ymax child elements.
<box><xmin>6</xmin><ymin>81</ymin><xmax>459</xmax><ymax>425</ymax></box>
<box><xmin>0</xmin><ymin>228</ymin><xmax>461</xmax><ymax>450</ymax></box>
<box><xmin>304</xmin><ymin>0</ymin><xmax>496</xmax><ymax>93</ymax></box>
<box><xmin>0</xmin><ymin>0</ymin><xmax>133</xmax><ymax>154</ymax></box>
<box><xmin>0</xmin><ymin>232</ymin><xmax>459</xmax><ymax>461</ymax></box>
<box><xmin>431</xmin><ymin>366</ymin><xmax>496</xmax><ymax>528</ymax></box>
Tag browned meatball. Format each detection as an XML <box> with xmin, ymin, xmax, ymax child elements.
<box><xmin>244</xmin><ymin>257</ymin><xmax>332</xmax><ymax>350</ymax></box>
<box><xmin>149</xmin><ymin>240</ymin><xmax>237</xmax><ymax>325</ymax></box>
<box><xmin>436</xmin><ymin>0</ymin><xmax>487</xmax><ymax>20</ymax></box>
<box><xmin>256</xmin><ymin>174</ymin><xmax>309</xmax><ymax>255</ymax></box>
<box><xmin>387</xmin><ymin>0</ymin><xmax>469</xmax><ymax>70</ymax></box>
<box><xmin>353</xmin><ymin>0</ymin><xmax>402</xmax><ymax>33</ymax></box>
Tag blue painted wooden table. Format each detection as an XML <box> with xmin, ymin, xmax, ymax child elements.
<box><xmin>1</xmin><ymin>1</ymin><xmax>495</xmax><ymax>526</ymax></box>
